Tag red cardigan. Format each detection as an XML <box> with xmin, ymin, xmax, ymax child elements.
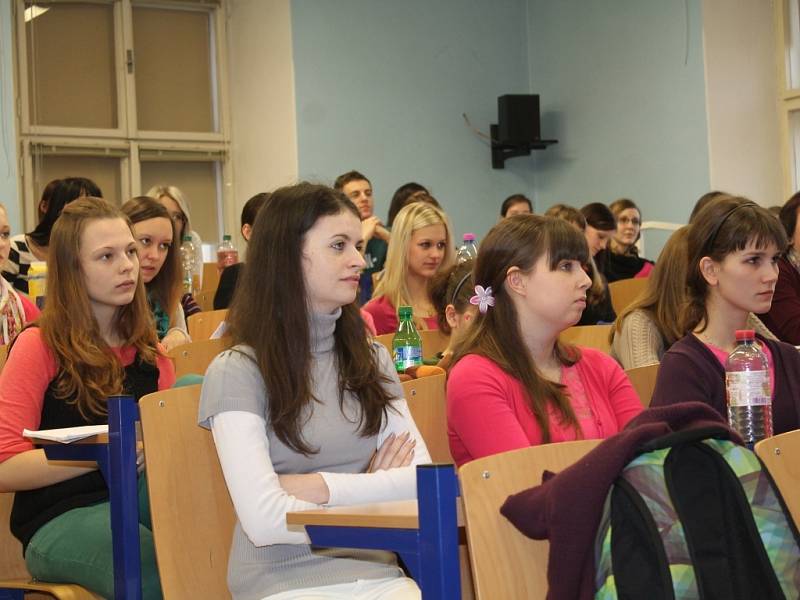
<box><xmin>446</xmin><ymin>348</ymin><xmax>643</xmax><ymax>467</ymax></box>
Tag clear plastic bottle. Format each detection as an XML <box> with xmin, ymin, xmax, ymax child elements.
<box><xmin>725</xmin><ymin>329</ymin><xmax>773</xmax><ymax>446</ymax></box>
<box><xmin>216</xmin><ymin>234</ymin><xmax>239</xmax><ymax>272</ymax></box>
<box><xmin>179</xmin><ymin>236</ymin><xmax>196</xmax><ymax>293</ymax></box>
<box><xmin>456</xmin><ymin>233</ymin><xmax>478</xmax><ymax>264</ymax></box>
<box><xmin>28</xmin><ymin>261</ymin><xmax>47</xmax><ymax>310</ymax></box>
<box><xmin>392</xmin><ymin>306</ymin><xmax>422</xmax><ymax>373</ymax></box>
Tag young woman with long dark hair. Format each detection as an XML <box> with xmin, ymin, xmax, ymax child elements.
<box><xmin>199</xmin><ymin>183</ymin><xmax>429</xmax><ymax>599</ymax></box>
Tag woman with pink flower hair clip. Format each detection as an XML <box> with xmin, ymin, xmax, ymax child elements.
<box><xmin>446</xmin><ymin>215</ymin><xmax>643</xmax><ymax>467</ymax></box>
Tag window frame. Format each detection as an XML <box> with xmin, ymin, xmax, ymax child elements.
<box><xmin>12</xmin><ymin>0</ymin><xmax>233</xmax><ymax>239</ymax></box>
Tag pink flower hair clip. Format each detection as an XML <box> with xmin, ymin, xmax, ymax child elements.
<box><xmin>470</xmin><ymin>285</ymin><xmax>495</xmax><ymax>314</ymax></box>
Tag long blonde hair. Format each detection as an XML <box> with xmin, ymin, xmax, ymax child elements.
<box><xmin>39</xmin><ymin>197</ymin><xmax>159</xmax><ymax>419</ymax></box>
<box><xmin>374</xmin><ymin>202</ymin><xmax>454</xmax><ymax>310</ymax></box>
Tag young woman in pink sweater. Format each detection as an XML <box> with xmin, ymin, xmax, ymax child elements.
<box><xmin>446</xmin><ymin>215</ymin><xmax>643</xmax><ymax>467</ymax></box>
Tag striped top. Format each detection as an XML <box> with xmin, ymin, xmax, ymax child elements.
<box><xmin>2</xmin><ymin>234</ymin><xmax>38</xmax><ymax>295</ymax></box>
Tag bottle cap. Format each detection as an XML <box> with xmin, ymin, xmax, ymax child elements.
<box><xmin>223</xmin><ymin>234</ymin><xmax>232</xmax><ymax>241</ymax></box>
<box><xmin>182</xmin><ymin>235</ymin><xmax>192</xmax><ymax>242</ymax></box>
<box><xmin>734</xmin><ymin>329</ymin><xmax>756</xmax><ymax>341</ymax></box>
<box><xmin>398</xmin><ymin>305</ymin><xmax>413</xmax><ymax>319</ymax></box>
<box><xmin>463</xmin><ymin>233</ymin><xmax>476</xmax><ymax>241</ymax></box>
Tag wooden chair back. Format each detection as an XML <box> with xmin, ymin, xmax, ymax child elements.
<box><xmin>401</xmin><ymin>373</ymin><xmax>452</xmax><ymax>463</ymax></box>
<box><xmin>754</xmin><ymin>429</ymin><xmax>800</xmax><ymax>527</ymax></box>
<box><xmin>375</xmin><ymin>329</ymin><xmax>450</xmax><ymax>360</ymax></box>
<box><xmin>168</xmin><ymin>337</ymin><xmax>233</xmax><ymax>379</ymax></box>
<box><xmin>608</xmin><ymin>277</ymin><xmax>648</xmax><ymax>315</ymax></box>
<box><xmin>187</xmin><ymin>309</ymin><xmax>228</xmax><ymax>340</ymax></box>
<box><xmin>202</xmin><ymin>262</ymin><xmax>222</xmax><ymax>294</ymax></box>
<box><xmin>0</xmin><ymin>345</ymin><xmax>7</xmax><ymax>374</ymax></box>
<box><xmin>559</xmin><ymin>324</ymin><xmax>613</xmax><ymax>353</ymax></box>
<box><xmin>625</xmin><ymin>363</ymin><xmax>659</xmax><ymax>407</ymax></box>
<box><xmin>194</xmin><ymin>288</ymin><xmax>216</xmax><ymax>312</ymax></box>
<box><xmin>0</xmin><ymin>493</ymin><xmax>101</xmax><ymax>598</ymax></box>
<box><xmin>139</xmin><ymin>385</ymin><xmax>236</xmax><ymax>600</ymax></box>
<box><xmin>459</xmin><ymin>440</ymin><xmax>602</xmax><ymax>599</ymax></box>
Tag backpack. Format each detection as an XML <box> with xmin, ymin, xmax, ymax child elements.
<box><xmin>594</xmin><ymin>427</ymin><xmax>800</xmax><ymax>599</ymax></box>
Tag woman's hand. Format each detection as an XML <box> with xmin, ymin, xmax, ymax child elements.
<box><xmin>136</xmin><ymin>441</ymin><xmax>145</xmax><ymax>474</ymax></box>
<box><xmin>368</xmin><ymin>432</ymin><xmax>416</xmax><ymax>472</ymax></box>
<box><xmin>161</xmin><ymin>329</ymin><xmax>190</xmax><ymax>352</ymax></box>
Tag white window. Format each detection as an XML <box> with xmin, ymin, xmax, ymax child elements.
<box><xmin>15</xmin><ymin>0</ymin><xmax>231</xmax><ymax>240</ymax></box>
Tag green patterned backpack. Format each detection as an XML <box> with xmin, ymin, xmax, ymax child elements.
<box><xmin>594</xmin><ymin>427</ymin><xmax>800</xmax><ymax>599</ymax></box>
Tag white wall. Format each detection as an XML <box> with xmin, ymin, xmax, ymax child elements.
<box><xmin>226</xmin><ymin>0</ymin><xmax>298</xmax><ymax>233</ymax></box>
<box><xmin>0</xmin><ymin>0</ymin><xmax>20</xmax><ymax>231</ymax></box>
<box><xmin>702</xmin><ymin>0</ymin><xmax>782</xmax><ymax>205</ymax></box>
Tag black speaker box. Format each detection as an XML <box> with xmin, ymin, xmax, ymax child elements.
<box><xmin>497</xmin><ymin>95</ymin><xmax>540</xmax><ymax>144</ymax></box>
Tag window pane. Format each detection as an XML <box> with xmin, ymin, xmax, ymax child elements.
<box><xmin>32</xmin><ymin>155</ymin><xmax>122</xmax><ymax>207</ymax></box>
<box><xmin>140</xmin><ymin>160</ymin><xmax>220</xmax><ymax>243</ymax></box>
<box><xmin>132</xmin><ymin>7</ymin><xmax>216</xmax><ymax>132</ymax></box>
<box><xmin>25</xmin><ymin>2</ymin><xmax>117</xmax><ymax>128</ymax></box>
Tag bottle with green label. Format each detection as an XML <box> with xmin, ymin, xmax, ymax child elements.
<box><xmin>392</xmin><ymin>305</ymin><xmax>422</xmax><ymax>372</ymax></box>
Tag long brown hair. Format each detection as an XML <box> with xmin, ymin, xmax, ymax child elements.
<box><xmin>227</xmin><ymin>183</ymin><xmax>395</xmax><ymax>455</ymax></box>
<box><xmin>685</xmin><ymin>196</ymin><xmax>787</xmax><ymax>334</ymax></box>
<box><xmin>121</xmin><ymin>196</ymin><xmax>182</xmax><ymax>321</ymax></box>
<box><xmin>613</xmin><ymin>226</ymin><xmax>690</xmax><ymax>348</ymax></box>
<box><xmin>39</xmin><ymin>197</ymin><xmax>159</xmax><ymax>419</ymax></box>
<box><xmin>450</xmin><ymin>215</ymin><xmax>587</xmax><ymax>443</ymax></box>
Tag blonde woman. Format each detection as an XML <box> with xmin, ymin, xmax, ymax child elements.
<box><xmin>364</xmin><ymin>202</ymin><xmax>454</xmax><ymax>335</ymax></box>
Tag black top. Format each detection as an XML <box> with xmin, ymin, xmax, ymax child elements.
<box><xmin>10</xmin><ymin>356</ymin><xmax>159</xmax><ymax>551</ymax></box>
<box><xmin>600</xmin><ymin>250</ymin><xmax>654</xmax><ymax>283</ymax></box>
<box><xmin>214</xmin><ymin>262</ymin><xmax>243</xmax><ymax>310</ymax></box>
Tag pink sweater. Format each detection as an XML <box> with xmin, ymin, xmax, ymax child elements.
<box><xmin>447</xmin><ymin>348</ymin><xmax>643</xmax><ymax>467</ymax></box>
<box><xmin>362</xmin><ymin>294</ymin><xmax>439</xmax><ymax>335</ymax></box>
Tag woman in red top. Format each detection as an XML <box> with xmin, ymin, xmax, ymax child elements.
<box><xmin>447</xmin><ymin>215</ymin><xmax>642</xmax><ymax>467</ymax></box>
<box><xmin>364</xmin><ymin>201</ymin><xmax>454</xmax><ymax>334</ymax></box>
<box><xmin>0</xmin><ymin>197</ymin><xmax>175</xmax><ymax>598</ymax></box>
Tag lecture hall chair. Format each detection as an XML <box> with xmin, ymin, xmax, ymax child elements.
<box><xmin>624</xmin><ymin>363</ymin><xmax>659</xmax><ymax>407</ymax></box>
<box><xmin>559</xmin><ymin>324</ymin><xmax>613</xmax><ymax>353</ymax></box>
<box><xmin>187</xmin><ymin>309</ymin><xmax>228</xmax><ymax>340</ymax></box>
<box><xmin>167</xmin><ymin>337</ymin><xmax>233</xmax><ymax>380</ymax></box>
<box><xmin>401</xmin><ymin>373</ymin><xmax>452</xmax><ymax>463</ymax></box>
<box><xmin>754</xmin><ymin>429</ymin><xmax>800</xmax><ymax>527</ymax></box>
<box><xmin>459</xmin><ymin>440</ymin><xmax>602</xmax><ymax>600</ymax></box>
<box><xmin>139</xmin><ymin>385</ymin><xmax>235</xmax><ymax>599</ymax></box>
<box><xmin>608</xmin><ymin>277</ymin><xmax>648</xmax><ymax>316</ymax></box>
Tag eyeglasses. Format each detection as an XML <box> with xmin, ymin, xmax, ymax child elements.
<box><xmin>168</xmin><ymin>212</ymin><xmax>186</xmax><ymax>224</ymax></box>
<box><xmin>618</xmin><ymin>216</ymin><xmax>641</xmax><ymax>226</ymax></box>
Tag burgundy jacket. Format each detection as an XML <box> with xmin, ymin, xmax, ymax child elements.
<box><xmin>758</xmin><ymin>256</ymin><xmax>800</xmax><ymax>344</ymax></box>
<box><xmin>500</xmin><ymin>402</ymin><xmax>735</xmax><ymax>600</ymax></box>
<box><xmin>651</xmin><ymin>333</ymin><xmax>800</xmax><ymax>434</ymax></box>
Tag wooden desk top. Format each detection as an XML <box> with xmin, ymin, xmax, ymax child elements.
<box><xmin>287</xmin><ymin>500</ymin><xmax>420</xmax><ymax>529</ymax></box>
<box><xmin>287</xmin><ymin>499</ymin><xmax>464</xmax><ymax>530</ymax></box>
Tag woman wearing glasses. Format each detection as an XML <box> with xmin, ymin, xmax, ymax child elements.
<box><xmin>603</xmin><ymin>198</ymin><xmax>654</xmax><ymax>283</ymax></box>
<box><xmin>146</xmin><ymin>185</ymin><xmax>202</xmax><ymax>318</ymax></box>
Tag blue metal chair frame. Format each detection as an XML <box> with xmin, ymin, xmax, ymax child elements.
<box><xmin>0</xmin><ymin>396</ymin><xmax>143</xmax><ymax>600</ymax></box>
<box><xmin>303</xmin><ymin>464</ymin><xmax>462</xmax><ymax>599</ymax></box>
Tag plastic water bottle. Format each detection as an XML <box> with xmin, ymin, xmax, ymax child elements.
<box><xmin>725</xmin><ymin>329</ymin><xmax>773</xmax><ymax>446</ymax></box>
<box><xmin>216</xmin><ymin>234</ymin><xmax>239</xmax><ymax>272</ymax></box>
<box><xmin>392</xmin><ymin>306</ymin><xmax>422</xmax><ymax>372</ymax></box>
<box><xmin>180</xmin><ymin>236</ymin><xmax>196</xmax><ymax>293</ymax></box>
<box><xmin>28</xmin><ymin>261</ymin><xmax>47</xmax><ymax>309</ymax></box>
<box><xmin>457</xmin><ymin>233</ymin><xmax>478</xmax><ymax>264</ymax></box>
